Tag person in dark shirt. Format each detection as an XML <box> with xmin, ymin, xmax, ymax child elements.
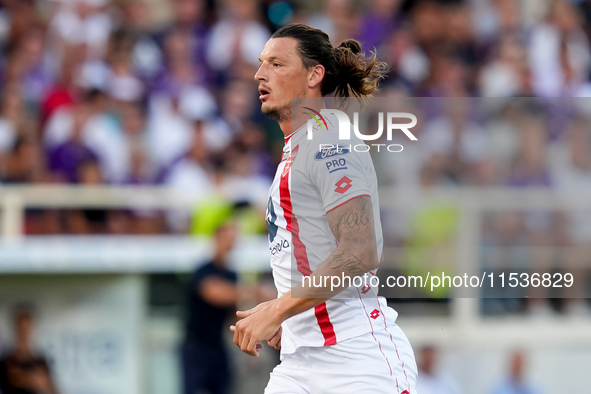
<box><xmin>182</xmin><ymin>220</ymin><xmax>274</xmax><ymax>394</ymax></box>
<box><xmin>0</xmin><ymin>306</ymin><xmax>58</xmax><ymax>394</ymax></box>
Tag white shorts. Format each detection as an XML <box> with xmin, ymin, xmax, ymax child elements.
<box><xmin>264</xmin><ymin>324</ymin><xmax>417</xmax><ymax>394</ymax></box>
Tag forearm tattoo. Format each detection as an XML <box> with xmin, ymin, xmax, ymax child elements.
<box><xmin>326</xmin><ymin>197</ymin><xmax>376</xmax><ymax>277</ymax></box>
<box><xmin>328</xmin><ymin>250</ymin><xmax>366</xmax><ymax>276</ymax></box>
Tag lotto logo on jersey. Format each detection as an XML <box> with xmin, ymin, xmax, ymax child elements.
<box><xmin>335</xmin><ymin>176</ymin><xmax>353</xmax><ymax>194</ymax></box>
<box><xmin>370</xmin><ymin>309</ymin><xmax>380</xmax><ymax>319</ymax></box>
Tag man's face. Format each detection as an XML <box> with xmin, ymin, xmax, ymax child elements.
<box><xmin>255</xmin><ymin>37</ymin><xmax>309</xmax><ymax>122</ymax></box>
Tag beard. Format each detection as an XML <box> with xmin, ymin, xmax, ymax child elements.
<box><xmin>261</xmin><ymin>96</ymin><xmax>304</xmax><ymax>123</ymax></box>
<box><xmin>261</xmin><ymin>102</ymin><xmax>291</xmax><ymax>122</ymax></box>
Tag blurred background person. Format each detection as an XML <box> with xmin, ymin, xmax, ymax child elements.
<box><xmin>0</xmin><ymin>305</ymin><xmax>59</xmax><ymax>394</ymax></box>
<box><xmin>182</xmin><ymin>219</ymin><xmax>274</xmax><ymax>394</ymax></box>
<box><xmin>416</xmin><ymin>345</ymin><xmax>462</xmax><ymax>394</ymax></box>
<box><xmin>206</xmin><ymin>0</ymin><xmax>270</xmax><ymax>84</ymax></box>
<box><xmin>490</xmin><ymin>350</ymin><xmax>542</xmax><ymax>394</ymax></box>
<box><xmin>529</xmin><ymin>0</ymin><xmax>591</xmax><ymax>97</ymax></box>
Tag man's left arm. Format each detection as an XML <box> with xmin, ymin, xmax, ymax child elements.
<box><xmin>230</xmin><ymin>195</ymin><xmax>378</xmax><ymax>356</ymax></box>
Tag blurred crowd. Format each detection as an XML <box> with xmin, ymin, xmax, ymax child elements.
<box><xmin>0</xmin><ymin>0</ymin><xmax>591</xmax><ymax>237</ymax></box>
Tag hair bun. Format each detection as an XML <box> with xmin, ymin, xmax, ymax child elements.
<box><xmin>338</xmin><ymin>40</ymin><xmax>362</xmax><ymax>54</ymax></box>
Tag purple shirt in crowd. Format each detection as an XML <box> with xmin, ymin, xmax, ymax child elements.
<box><xmin>48</xmin><ymin>141</ymin><xmax>98</xmax><ymax>183</ymax></box>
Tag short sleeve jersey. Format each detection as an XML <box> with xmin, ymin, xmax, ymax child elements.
<box><xmin>265</xmin><ymin>113</ymin><xmax>398</xmax><ymax>354</ymax></box>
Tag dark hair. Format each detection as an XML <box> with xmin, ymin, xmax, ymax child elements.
<box><xmin>271</xmin><ymin>24</ymin><xmax>388</xmax><ymax>99</ymax></box>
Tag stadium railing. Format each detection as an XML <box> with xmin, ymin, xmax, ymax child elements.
<box><xmin>1</xmin><ymin>185</ymin><xmax>589</xmax><ymax>346</ymax></box>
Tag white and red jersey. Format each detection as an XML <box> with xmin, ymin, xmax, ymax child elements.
<box><xmin>266</xmin><ymin>113</ymin><xmax>399</xmax><ymax>354</ymax></box>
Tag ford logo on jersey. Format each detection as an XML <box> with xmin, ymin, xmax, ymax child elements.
<box><xmin>315</xmin><ymin>145</ymin><xmax>350</xmax><ymax>160</ymax></box>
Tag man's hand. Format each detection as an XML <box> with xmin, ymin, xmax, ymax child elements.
<box><xmin>266</xmin><ymin>326</ymin><xmax>282</xmax><ymax>350</ymax></box>
<box><xmin>230</xmin><ymin>300</ymin><xmax>283</xmax><ymax>356</ymax></box>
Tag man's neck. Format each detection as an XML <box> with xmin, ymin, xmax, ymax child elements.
<box><xmin>279</xmin><ymin>96</ymin><xmax>324</xmax><ymax>138</ymax></box>
<box><xmin>279</xmin><ymin>119</ymin><xmax>293</xmax><ymax>137</ymax></box>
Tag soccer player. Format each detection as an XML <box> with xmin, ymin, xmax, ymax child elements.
<box><xmin>230</xmin><ymin>24</ymin><xmax>417</xmax><ymax>393</ymax></box>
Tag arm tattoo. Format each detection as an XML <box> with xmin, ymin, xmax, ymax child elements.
<box><xmin>328</xmin><ymin>250</ymin><xmax>366</xmax><ymax>276</ymax></box>
<box><xmin>330</xmin><ymin>198</ymin><xmax>373</xmax><ymax>237</ymax></box>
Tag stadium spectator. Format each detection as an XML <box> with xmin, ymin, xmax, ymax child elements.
<box><xmin>307</xmin><ymin>0</ymin><xmax>357</xmax><ymax>46</ymax></box>
<box><xmin>47</xmin><ymin>103</ymin><xmax>99</xmax><ymax>183</ymax></box>
<box><xmin>472</xmin><ymin>0</ymin><xmax>525</xmax><ymax>44</ymax></box>
<box><xmin>479</xmin><ymin>35</ymin><xmax>533</xmax><ymax>97</ymax></box>
<box><xmin>0</xmin><ymin>134</ymin><xmax>44</xmax><ymax>184</ymax></box>
<box><xmin>0</xmin><ymin>0</ymin><xmax>44</xmax><ymax>51</ymax></box>
<box><xmin>0</xmin><ymin>305</ymin><xmax>59</xmax><ymax>394</ymax></box>
<box><xmin>490</xmin><ymin>350</ymin><xmax>541</xmax><ymax>394</ymax></box>
<box><xmin>118</xmin><ymin>102</ymin><xmax>152</xmax><ymax>184</ymax></box>
<box><xmin>551</xmin><ymin>119</ymin><xmax>591</xmax><ymax>315</ymax></box>
<box><xmin>505</xmin><ymin>115</ymin><xmax>559</xmax><ymax>315</ymax></box>
<box><xmin>381</xmin><ymin>24</ymin><xmax>429</xmax><ymax>91</ymax></box>
<box><xmin>506</xmin><ymin>115</ymin><xmax>553</xmax><ymax>188</ymax></box>
<box><xmin>163</xmin><ymin>119</ymin><xmax>214</xmax><ymax>232</ymax></box>
<box><xmin>357</xmin><ymin>0</ymin><xmax>402</xmax><ymax>52</ymax></box>
<box><xmin>118</xmin><ymin>0</ymin><xmax>163</xmax><ymax>80</ymax></box>
<box><xmin>234</xmin><ymin>121</ymin><xmax>275</xmax><ymax>180</ymax></box>
<box><xmin>40</xmin><ymin>45</ymin><xmax>81</xmax><ymax>125</ymax></box>
<box><xmin>416</xmin><ymin>345</ymin><xmax>462</xmax><ymax>394</ymax></box>
<box><xmin>206</xmin><ymin>0</ymin><xmax>270</xmax><ymax>84</ymax></box>
<box><xmin>0</xmin><ymin>86</ymin><xmax>25</xmax><ymax>156</ymax></box>
<box><xmin>46</xmin><ymin>0</ymin><xmax>113</xmax><ymax>70</ymax></box>
<box><xmin>218</xmin><ymin>144</ymin><xmax>270</xmax><ymax>210</ymax></box>
<box><xmin>154</xmin><ymin>0</ymin><xmax>210</xmax><ymax>73</ymax></box>
<box><xmin>147</xmin><ymin>50</ymin><xmax>217</xmax><ymax>173</ymax></box>
<box><xmin>420</xmin><ymin>99</ymin><xmax>489</xmax><ymax>185</ymax></box>
<box><xmin>104</xmin><ymin>32</ymin><xmax>145</xmax><ymax>103</ymax></box>
<box><xmin>181</xmin><ymin>219</ymin><xmax>274</xmax><ymax>394</ymax></box>
<box><xmin>152</xmin><ymin>26</ymin><xmax>206</xmax><ymax>92</ymax></box>
<box><xmin>6</xmin><ymin>25</ymin><xmax>53</xmax><ymax>108</ymax></box>
<box><xmin>529</xmin><ymin>0</ymin><xmax>591</xmax><ymax>97</ymax></box>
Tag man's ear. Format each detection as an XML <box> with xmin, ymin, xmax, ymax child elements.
<box><xmin>308</xmin><ymin>64</ymin><xmax>325</xmax><ymax>90</ymax></box>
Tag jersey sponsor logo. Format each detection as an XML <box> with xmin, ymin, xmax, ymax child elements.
<box><xmin>325</xmin><ymin>158</ymin><xmax>347</xmax><ymax>173</ymax></box>
<box><xmin>334</xmin><ymin>176</ymin><xmax>353</xmax><ymax>194</ymax></box>
<box><xmin>314</xmin><ymin>145</ymin><xmax>350</xmax><ymax>161</ymax></box>
<box><xmin>282</xmin><ymin>145</ymin><xmax>299</xmax><ymax>177</ymax></box>
<box><xmin>270</xmin><ymin>239</ymin><xmax>290</xmax><ymax>255</ymax></box>
<box><xmin>401</xmin><ymin>391</ymin><xmax>410</xmax><ymax>394</ymax></box>
<box><xmin>370</xmin><ymin>309</ymin><xmax>380</xmax><ymax>319</ymax></box>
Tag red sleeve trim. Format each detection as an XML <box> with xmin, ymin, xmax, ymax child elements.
<box><xmin>326</xmin><ymin>194</ymin><xmax>371</xmax><ymax>214</ymax></box>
